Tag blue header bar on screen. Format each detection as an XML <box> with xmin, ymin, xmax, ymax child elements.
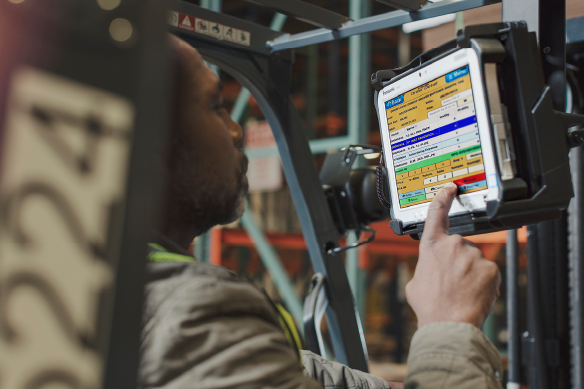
<box><xmin>445</xmin><ymin>66</ymin><xmax>469</xmax><ymax>83</ymax></box>
<box><xmin>391</xmin><ymin>115</ymin><xmax>477</xmax><ymax>151</ymax></box>
<box><xmin>385</xmin><ymin>94</ymin><xmax>404</xmax><ymax>109</ymax></box>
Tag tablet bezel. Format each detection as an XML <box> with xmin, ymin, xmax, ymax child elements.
<box><xmin>377</xmin><ymin>48</ymin><xmax>500</xmax><ymax>226</ymax></box>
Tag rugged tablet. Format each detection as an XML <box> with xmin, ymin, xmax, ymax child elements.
<box><xmin>376</xmin><ymin>48</ymin><xmax>499</xmax><ymax>228</ymax></box>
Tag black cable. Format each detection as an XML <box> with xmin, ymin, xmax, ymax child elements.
<box><xmin>327</xmin><ymin>227</ymin><xmax>376</xmax><ymax>255</ymax></box>
<box><xmin>376</xmin><ymin>153</ymin><xmax>391</xmax><ymax>209</ymax></box>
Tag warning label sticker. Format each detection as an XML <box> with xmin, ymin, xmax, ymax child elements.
<box><xmin>168</xmin><ymin>11</ymin><xmax>251</xmax><ymax>47</ymax></box>
<box><xmin>179</xmin><ymin>14</ymin><xmax>194</xmax><ymax>30</ymax></box>
<box><xmin>195</xmin><ymin>18</ymin><xmax>209</xmax><ymax>35</ymax></box>
<box><xmin>168</xmin><ymin>11</ymin><xmax>179</xmax><ymax>27</ymax></box>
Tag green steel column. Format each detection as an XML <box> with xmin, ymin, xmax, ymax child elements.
<box><xmin>482</xmin><ymin>311</ymin><xmax>496</xmax><ymax>344</ymax></box>
<box><xmin>346</xmin><ymin>232</ymin><xmax>360</xmax><ymax>305</ymax></box>
<box><xmin>194</xmin><ymin>233</ymin><xmax>209</xmax><ymax>262</ymax></box>
<box><xmin>358</xmin><ymin>2</ymin><xmax>371</xmax><ymax>146</ymax></box>
<box><xmin>347</xmin><ymin>0</ymin><xmax>364</xmax><ymax>148</ymax></box>
<box><xmin>231</xmin><ymin>88</ymin><xmax>251</xmax><ymax>124</ymax></box>
<box><xmin>241</xmin><ymin>208</ymin><xmax>304</xmax><ymax>333</ymax></box>
<box><xmin>455</xmin><ymin>12</ymin><xmax>464</xmax><ymax>36</ymax></box>
<box><xmin>305</xmin><ymin>44</ymin><xmax>319</xmax><ymax>140</ymax></box>
<box><xmin>346</xmin><ymin>0</ymin><xmax>370</xmax><ymax>321</ymax></box>
<box><xmin>398</xmin><ymin>30</ymin><xmax>410</xmax><ymax>67</ymax></box>
<box><xmin>269</xmin><ymin>12</ymin><xmax>287</xmax><ymax>31</ymax></box>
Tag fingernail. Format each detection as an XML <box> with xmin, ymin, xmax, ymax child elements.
<box><xmin>445</xmin><ymin>182</ymin><xmax>457</xmax><ymax>189</ymax></box>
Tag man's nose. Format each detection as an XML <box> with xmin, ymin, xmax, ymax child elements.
<box><xmin>229</xmin><ymin>117</ymin><xmax>244</xmax><ymax>148</ymax></box>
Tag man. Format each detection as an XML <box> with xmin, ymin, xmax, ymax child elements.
<box><xmin>138</xmin><ymin>36</ymin><xmax>502</xmax><ymax>389</ymax></box>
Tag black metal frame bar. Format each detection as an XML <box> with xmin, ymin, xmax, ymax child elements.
<box><xmin>567</xmin><ymin>36</ymin><xmax>584</xmax><ymax>389</ymax></box>
<box><xmin>569</xmin><ymin>128</ymin><xmax>584</xmax><ymax>389</ymax></box>
<box><xmin>507</xmin><ymin>229</ymin><xmax>520</xmax><ymax>386</ymax></box>
<box><xmin>0</xmin><ymin>0</ymin><xmax>170</xmax><ymax>388</ymax></box>
<box><xmin>104</xmin><ymin>2</ymin><xmax>171</xmax><ymax>385</ymax></box>
<box><xmin>503</xmin><ymin>1</ymin><xmax>576</xmax><ymax>388</ymax></box>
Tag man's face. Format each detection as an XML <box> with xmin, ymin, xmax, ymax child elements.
<box><xmin>168</xmin><ymin>37</ymin><xmax>248</xmax><ymax>236</ymax></box>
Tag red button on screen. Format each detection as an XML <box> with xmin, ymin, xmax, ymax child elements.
<box><xmin>453</xmin><ymin>172</ymin><xmax>486</xmax><ymax>186</ymax></box>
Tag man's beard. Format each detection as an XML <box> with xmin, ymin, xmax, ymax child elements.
<box><xmin>168</xmin><ymin>144</ymin><xmax>249</xmax><ymax>237</ymax></box>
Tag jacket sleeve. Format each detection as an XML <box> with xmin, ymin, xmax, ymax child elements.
<box><xmin>301</xmin><ymin>350</ymin><xmax>391</xmax><ymax>389</ymax></box>
<box><xmin>404</xmin><ymin>322</ymin><xmax>502</xmax><ymax>389</ymax></box>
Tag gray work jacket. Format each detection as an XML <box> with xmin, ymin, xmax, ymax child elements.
<box><xmin>139</xmin><ymin>261</ymin><xmax>501</xmax><ymax>389</ymax></box>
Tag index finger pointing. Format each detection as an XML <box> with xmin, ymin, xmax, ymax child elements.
<box><xmin>423</xmin><ymin>182</ymin><xmax>458</xmax><ymax>240</ymax></box>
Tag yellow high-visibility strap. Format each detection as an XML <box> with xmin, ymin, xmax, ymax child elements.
<box><xmin>275</xmin><ymin>303</ymin><xmax>303</xmax><ymax>358</ymax></box>
<box><xmin>148</xmin><ymin>243</ymin><xmax>197</xmax><ymax>263</ymax></box>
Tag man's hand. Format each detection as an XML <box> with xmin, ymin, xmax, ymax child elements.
<box><xmin>405</xmin><ymin>182</ymin><xmax>501</xmax><ymax>329</ymax></box>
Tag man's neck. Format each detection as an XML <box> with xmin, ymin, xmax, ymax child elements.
<box><xmin>161</xmin><ymin>224</ymin><xmax>200</xmax><ymax>252</ymax></box>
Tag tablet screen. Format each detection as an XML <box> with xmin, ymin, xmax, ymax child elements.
<box><xmin>384</xmin><ymin>65</ymin><xmax>487</xmax><ymax>209</ymax></box>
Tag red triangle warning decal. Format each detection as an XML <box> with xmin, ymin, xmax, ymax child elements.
<box><xmin>182</xmin><ymin>15</ymin><xmax>192</xmax><ymax>27</ymax></box>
